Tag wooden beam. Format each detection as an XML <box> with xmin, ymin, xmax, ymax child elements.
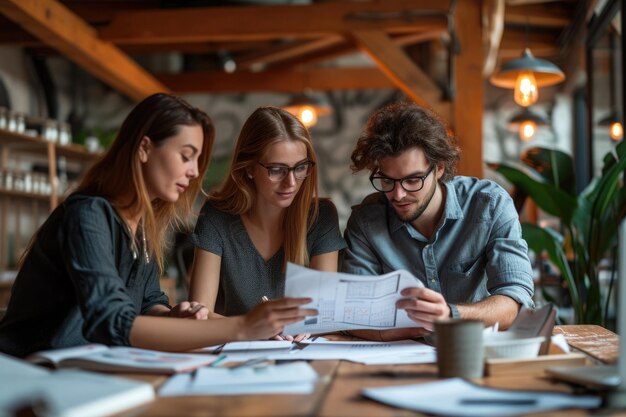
<box><xmin>505</xmin><ymin>4</ymin><xmax>573</xmax><ymax>28</ymax></box>
<box><xmin>483</xmin><ymin>0</ymin><xmax>506</xmax><ymax>77</ymax></box>
<box><xmin>350</xmin><ymin>30</ymin><xmax>446</xmax><ymax>114</ymax></box>
<box><xmin>454</xmin><ymin>0</ymin><xmax>484</xmax><ymax>178</ymax></box>
<box><xmin>99</xmin><ymin>1</ymin><xmax>450</xmax><ymax>45</ymax></box>
<box><xmin>237</xmin><ymin>36</ymin><xmax>345</xmax><ymax>72</ymax></box>
<box><xmin>270</xmin><ymin>30</ymin><xmax>448</xmax><ymax>71</ymax></box>
<box><xmin>157</xmin><ymin>67</ymin><xmax>395</xmax><ymax>93</ymax></box>
<box><xmin>0</xmin><ymin>0</ymin><xmax>168</xmax><ymax>101</ymax></box>
<box><xmin>499</xmin><ymin>29</ymin><xmax>560</xmax><ymax>59</ymax></box>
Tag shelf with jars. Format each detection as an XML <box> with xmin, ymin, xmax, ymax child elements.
<box><xmin>0</xmin><ymin>109</ymin><xmax>102</xmax><ymax>275</ymax></box>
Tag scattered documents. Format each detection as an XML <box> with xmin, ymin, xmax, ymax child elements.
<box><xmin>362</xmin><ymin>378</ymin><xmax>601</xmax><ymax>417</ymax></box>
<box><xmin>284</xmin><ymin>263</ymin><xmax>425</xmax><ymax>334</ymax></box>
<box><xmin>28</xmin><ymin>344</ymin><xmax>220</xmax><ymax>374</ymax></box>
<box><xmin>159</xmin><ymin>362</ymin><xmax>318</xmax><ymax>396</ymax></box>
<box><xmin>0</xmin><ymin>353</ymin><xmax>154</xmax><ymax>417</ymax></box>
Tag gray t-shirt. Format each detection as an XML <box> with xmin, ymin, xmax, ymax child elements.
<box><xmin>191</xmin><ymin>199</ymin><xmax>346</xmax><ymax>315</ymax></box>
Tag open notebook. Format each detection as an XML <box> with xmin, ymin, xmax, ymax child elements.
<box><xmin>0</xmin><ymin>353</ymin><xmax>154</xmax><ymax>417</ymax></box>
<box><xmin>546</xmin><ymin>221</ymin><xmax>626</xmax><ymax>394</ymax></box>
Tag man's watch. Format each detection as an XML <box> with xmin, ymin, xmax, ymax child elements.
<box><xmin>447</xmin><ymin>303</ymin><xmax>460</xmax><ymax>319</ymax></box>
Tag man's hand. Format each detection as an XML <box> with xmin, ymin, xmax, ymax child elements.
<box><xmin>169</xmin><ymin>301</ymin><xmax>209</xmax><ymax>320</ymax></box>
<box><xmin>396</xmin><ymin>287</ymin><xmax>451</xmax><ymax>330</ymax></box>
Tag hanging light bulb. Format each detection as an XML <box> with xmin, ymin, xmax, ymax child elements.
<box><xmin>610</xmin><ymin>122</ymin><xmax>623</xmax><ymax>141</ymax></box>
<box><xmin>519</xmin><ymin>120</ymin><xmax>537</xmax><ymax>141</ymax></box>
<box><xmin>508</xmin><ymin>107</ymin><xmax>550</xmax><ymax>142</ymax></box>
<box><xmin>490</xmin><ymin>49</ymin><xmax>565</xmax><ymax>106</ymax></box>
<box><xmin>514</xmin><ymin>71</ymin><xmax>538</xmax><ymax>107</ymax></box>
<box><xmin>282</xmin><ymin>93</ymin><xmax>331</xmax><ymax>128</ymax></box>
<box><xmin>298</xmin><ymin>106</ymin><xmax>317</xmax><ymax>128</ymax></box>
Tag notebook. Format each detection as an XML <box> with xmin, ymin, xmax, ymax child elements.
<box><xmin>27</xmin><ymin>344</ymin><xmax>220</xmax><ymax>374</ymax></box>
<box><xmin>0</xmin><ymin>353</ymin><xmax>155</xmax><ymax>417</ymax></box>
<box><xmin>546</xmin><ymin>221</ymin><xmax>626</xmax><ymax>392</ymax></box>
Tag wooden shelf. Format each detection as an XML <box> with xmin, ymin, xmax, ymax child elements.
<box><xmin>0</xmin><ymin>188</ymin><xmax>51</xmax><ymax>202</ymax></box>
<box><xmin>0</xmin><ymin>130</ymin><xmax>101</xmax><ymax>161</ymax></box>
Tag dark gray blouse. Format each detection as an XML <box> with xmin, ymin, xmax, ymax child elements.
<box><xmin>0</xmin><ymin>194</ymin><xmax>169</xmax><ymax>358</ymax></box>
<box><xmin>191</xmin><ymin>199</ymin><xmax>346</xmax><ymax>316</ymax></box>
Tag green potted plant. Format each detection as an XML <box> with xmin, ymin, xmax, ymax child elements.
<box><xmin>488</xmin><ymin>141</ymin><xmax>626</xmax><ymax>325</ymax></box>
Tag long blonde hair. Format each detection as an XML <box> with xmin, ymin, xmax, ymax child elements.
<box><xmin>75</xmin><ymin>93</ymin><xmax>215</xmax><ymax>271</ymax></box>
<box><xmin>209</xmin><ymin>107</ymin><xmax>318</xmax><ymax>266</ymax></box>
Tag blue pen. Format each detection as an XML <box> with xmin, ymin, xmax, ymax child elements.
<box><xmin>209</xmin><ymin>354</ymin><xmax>227</xmax><ymax>367</ymax></box>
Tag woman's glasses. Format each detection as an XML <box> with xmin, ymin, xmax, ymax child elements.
<box><xmin>369</xmin><ymin>165</ymin><xmax>434</xmax><ymax>193</ymax></box>
<box><xmin>257</xmin><ymin>161</ymin><xmax>315</xmax><ymax>182</ymax></box>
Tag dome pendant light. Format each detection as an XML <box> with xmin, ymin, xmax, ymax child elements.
<box><xmin>491</xmin><ymin>48</ymin><xmax>565</xmax><ymax>107</ymax></box>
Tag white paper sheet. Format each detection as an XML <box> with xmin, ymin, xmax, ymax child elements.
<box><xmin>158</xmin><ymin>362</ymin><xmax>317</xmax><ymax>396</ymax></box>
<box><xmin>362</xmin><ymin>378</ymin><xmax>601</xmax><ymax>417</ymax></box>
<box><xmin>267</xmin><ymin>339</ymin><xmax>435</xmax><ymax>363</ymax></box>
<box><xmin>284</xmin><ymin>263</ymin><xmax>425</xmax><ymax>334</ymax></box>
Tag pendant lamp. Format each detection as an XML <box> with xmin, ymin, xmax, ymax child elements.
<box><xmin>282</xmin><ymin>93</ymin><xmax>331</xmax><ymax>128</ymax></box>
<box><xmin>491</xmin><ymin>48</ymin><xmax>565</xmax><ymax>107</ymax></box>
<box><xmin>508</xmin><ymin>107</ymin><xmax>550</xmax><ymax>142</ymax></box>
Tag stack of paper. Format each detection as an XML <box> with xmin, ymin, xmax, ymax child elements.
<box><xmin>159</xmin><ymin>362</ymin><xmax>318</xmax><ymax>396</ymax></box>
<box><xmin>0</xmin><ymin>353</ymin><xmax>155</xmax><ymax>417</ymax></box>
<box><xmin>362</xmin><ymin>378</ymin><xmax>601</xmax><ymax>417</ymax></box>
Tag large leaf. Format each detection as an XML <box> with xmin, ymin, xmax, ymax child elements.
<box><xmin>490</xmin><ymin>163</ymin><xmax>577</xmax><ymax>224</ymax></box>
<box><xmin>522</xmin><ymin>223</ymin><xmax>581</xmax><ymax>321</ymax></box>
<box><xmin>521</xmin><ymin>147</ymin><xmax>576</xmax><ymax>195</ymax></box>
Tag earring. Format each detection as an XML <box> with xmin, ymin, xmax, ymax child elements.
<box><xmin>247</xmin><ymin>173</ymin><xmax>253</xmax><ymax>179</ymax></box>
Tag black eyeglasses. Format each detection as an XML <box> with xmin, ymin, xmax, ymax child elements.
<box><xmin>369</xmin><ymin>165</ymin><xmax>435</xmax><ymax>193</ymax></box>
<box><xmin>257</xmin><ymin>161</ymin><xmax>315</xmax><ymax>182</ymax></box>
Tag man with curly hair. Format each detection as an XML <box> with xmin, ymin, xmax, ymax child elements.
<box><xmin>342</xmin><ymin>102</ymin><xmax>534</xmax><ymax>339</ymax></box>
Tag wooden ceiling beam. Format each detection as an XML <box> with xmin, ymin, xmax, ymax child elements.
<box><xmin>350</xmin><ymin>29</ymin><xmax>448</xmax><ymax>119</ymax></box>
<box><xmin>99</xmin><ymin>0</ymin><xmax>450</xmax><ymax>45</ymax></box>
<box><xmin>499</xmin><ymin>29</ymin><xmax>560</xmax><ymax>59</ymax></box>
<box><xmin>236</xmin><ymin>36</ymin><xmax>345</xmax><ymax>72</ymax></box>
<box><xmin>157</xmin><ymin>67</ymin><xmax>394</xmax><ymax>93</ymax></box>
<box><xmin>0</xmin><ymin>0</ymin><xmax>168</xmax><ymax>101</ymax></box>
<box><xmin>269</xmin><ymin>30</ymin><xmax>447</xmax><ymax>71</ymax></box>
<box><xmin>505</xmin><ymin>4</ymin><xmax>574</xmax><ymax>28</ymax></box>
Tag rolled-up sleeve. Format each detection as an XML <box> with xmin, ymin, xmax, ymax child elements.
<box><xmin>485</xmin><ymin>198</ymin><xmax>535</xmax><ymax>308</ymax></box>
<box><xmin>61</xmin><ymin>201</ymin><xmax>137</xmax><ymax>346</ymax></box>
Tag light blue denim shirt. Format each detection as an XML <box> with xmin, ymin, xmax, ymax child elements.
<box><xmin>341</xmin><ymin>176</ymin><xmax>534</xmax><ymax>308</ymax></box>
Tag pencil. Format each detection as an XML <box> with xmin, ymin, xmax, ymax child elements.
<box><xmin>209</xmin><ymin>354</ymin><xmax>227</xmax><ymax>367</ymax></box>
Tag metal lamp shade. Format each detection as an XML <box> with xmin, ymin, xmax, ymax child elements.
<box><xmin>490</xmin><ymin>48</ymin><xmax>565</xmax><ymax>88</ymax></box>
<box><xmin>508</xmin><ymin>108</ymin><xmax>550</xmax><ymax>128</ymax></box>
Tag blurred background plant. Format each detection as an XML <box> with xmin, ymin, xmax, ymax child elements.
<box><xmin>488</xmin><ymin>142</ymin><xmax>626</xmax><ymax>326</ymax></box>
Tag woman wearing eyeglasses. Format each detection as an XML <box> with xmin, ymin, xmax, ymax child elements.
<box><xmin>188</xmin><ymin>107</ymin><xmax>346</xmax><ymax>340</ymax></box>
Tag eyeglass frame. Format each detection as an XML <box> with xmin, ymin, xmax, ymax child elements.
<box><xmin>257</xmin><ymin>160</ymin><xmax>316</xmax><ymax>182</ymax></box>
<box><xmin>369</xmin><ymin>165</ymin><xmax>435</xmax><ymax>193</ymax></box>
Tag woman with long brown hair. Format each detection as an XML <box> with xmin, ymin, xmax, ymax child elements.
<box><xmin>189</xmin><ymin>107</ymin><xmax>345</xmax><ymax>340</ymax></box>
<box><xmin>0</xmin><ymin>94</ymin><xmax>315</xmax><ymax>358</ymax></box>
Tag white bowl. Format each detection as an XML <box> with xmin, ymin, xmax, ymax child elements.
<box><xmin>483</xmin><ymin>333</ymin><xmax>545</xmax><ymax>359</ymax></box>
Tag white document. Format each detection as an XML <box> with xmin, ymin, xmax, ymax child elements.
<box><xmin>0</xmin><ymin>353</ymin><xmax>154</xmax><ymax>417</ymax></box>
<box><xmin>159</xmin><ymin>362</ymin><xmax>317</xmax><ymax>396</ymax></box>
<box><xmin>28</xmin><ymin>344</ymin><xmax>219</xmax><ymax>374</ymax></box>
<box><xmin>362</xmin><ymin>378</ymin><xmax>601</xmax><ymax>417</ymax></box>
<box><xmin>267</xmin><ymin>339</ymin><xmax>435</xmax><ymax>364</ymax></box>
<box><xmin>284</xmin><ymin>263</ymin><xmax>425</xmax><ymax>334</ymax></box>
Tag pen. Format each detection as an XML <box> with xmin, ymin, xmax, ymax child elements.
<box><xmin>209</xmin><ymin>354</ymin><xmax>227</xmax><ymax>367</ymax></box>
<box><xmin>459</xmin><ymin>398</ymin><xmax>537</xmax><ymax>405</ymax></box>
<box><xmin>261</xmin><ymin>295</ymin><xmax>286</xmax><ymax>340</ymax></box>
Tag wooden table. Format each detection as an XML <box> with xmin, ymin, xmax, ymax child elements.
<box><xmin>127</xmin><ymin>326</ymin><xmax>625</xmax><ymax>417</ymax></box>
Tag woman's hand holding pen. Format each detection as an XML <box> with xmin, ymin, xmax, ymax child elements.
<box><xmin>240</xmin><ymin>297</ymin><xmax>317</xmax><ymax>341</ymax></box>
<box><xmin>169</xmin><ymin>301</ymin><xmax>209</xmax><ymax>320</ymax></box>
<box><xmin>262</xmin><ymin>296</ymin><xmax>311</xmax><ymax>342</ymax></box>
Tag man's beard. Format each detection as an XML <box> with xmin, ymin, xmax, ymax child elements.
<box><xmin>393</xmin><ymin>179</ymin><xmax>437</xmax><ymax>223</ymax></box>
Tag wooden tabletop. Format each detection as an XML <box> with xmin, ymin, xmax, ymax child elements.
<box><xmin>554</xmin><ymin>325</ymin><xmax>619</xmax><ymax>364</ymax></box>
<box><xmin>124</xmin><ymin>325</ymin><xmax>622</xmax><ymax>417</ymax></box>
